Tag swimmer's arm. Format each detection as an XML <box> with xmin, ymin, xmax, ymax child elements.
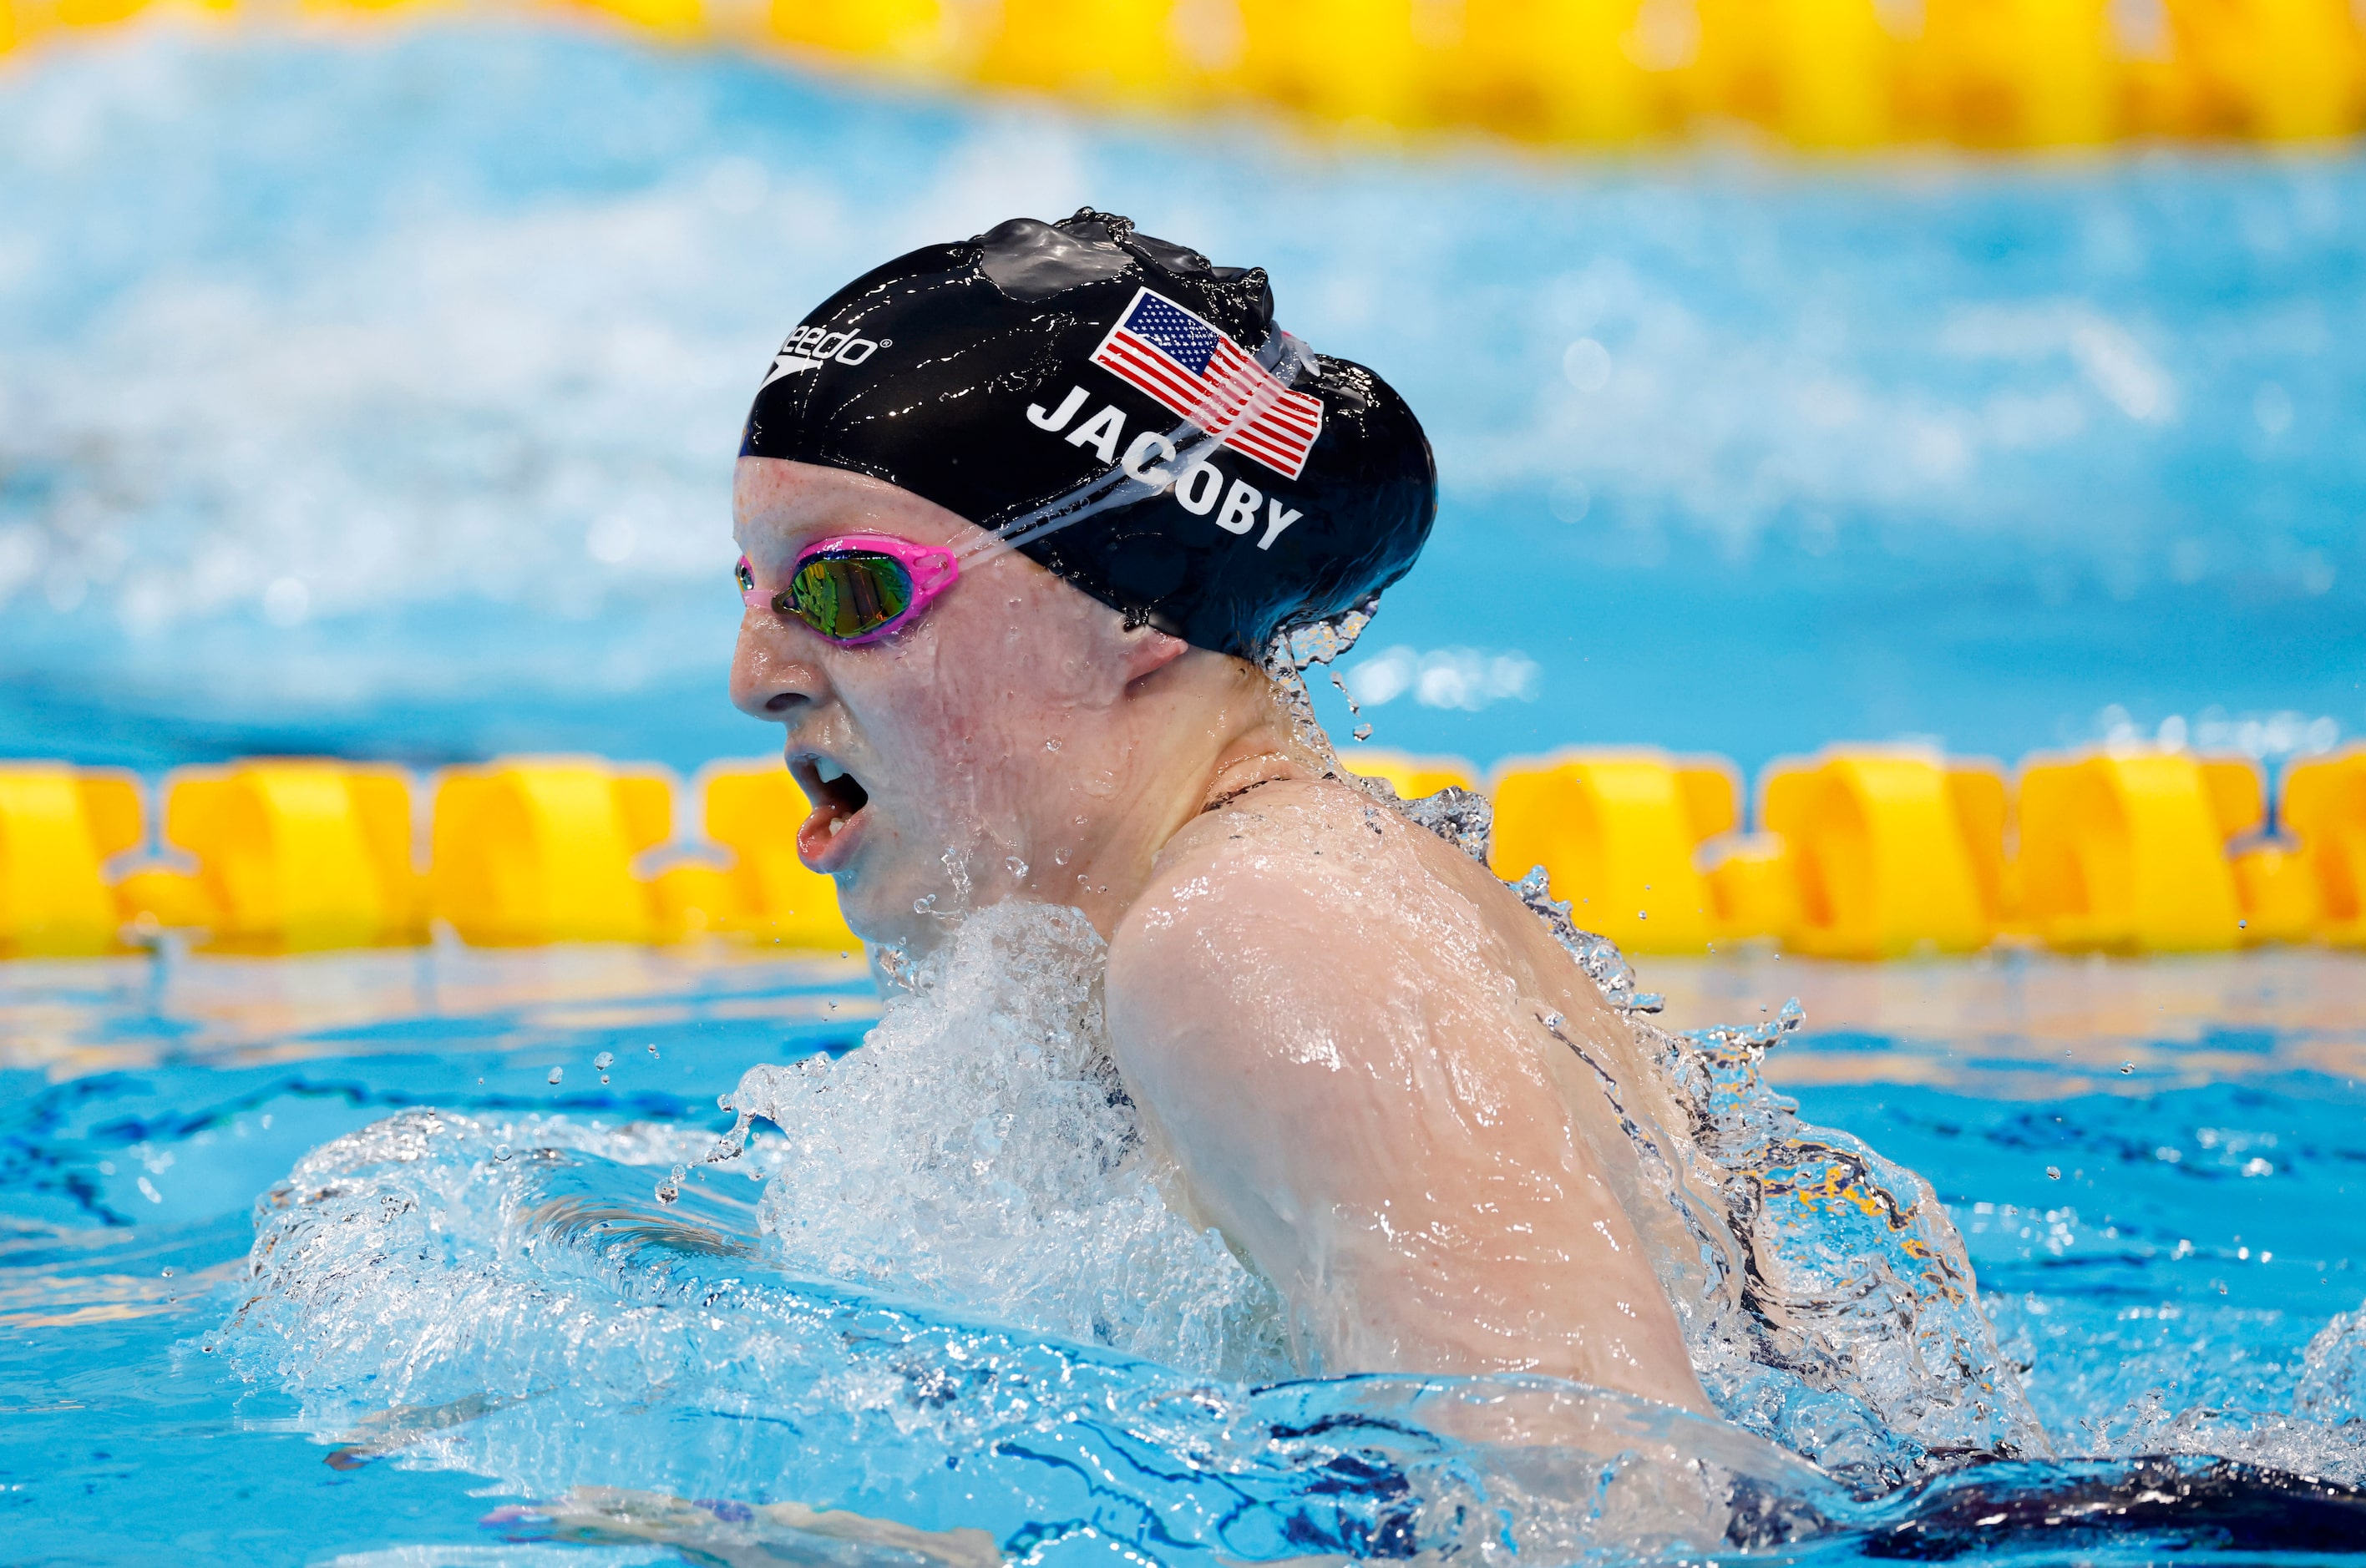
<box><xmin>1105</xmin><ymin>833</ymin><xmax>1710</xmax><ymax>1413</ymax></box>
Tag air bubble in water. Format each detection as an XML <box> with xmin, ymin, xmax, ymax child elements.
<box><xmin>493</xmin><ymin>1144</ymin><xmax>512</xmax><ymax>1161</ymax></box>
<box><xmin>594</xmin><ymin>1051</ymin><xmax>614</xmax><ymax>1071</ymax></box>
<box><xmin>546</xmin><ymin>1066</ymin><xmax>564</xmax><ymax>1085</ymax></box>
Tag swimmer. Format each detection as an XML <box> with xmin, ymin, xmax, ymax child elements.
<box><xmin>730</xmin><ymin>211</ymin><xmax>1711</xmax><ymax>1416</ymax></box>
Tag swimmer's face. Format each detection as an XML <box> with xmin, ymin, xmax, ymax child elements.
<box><xmin>730</xmin><ymin>458</ymin><xmax>1200</xmax><ymax>953</ymax></box>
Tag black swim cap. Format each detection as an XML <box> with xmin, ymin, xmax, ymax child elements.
<box><xmin>739</xmin><ymin>210</ymin><xmax>1436</xmax><ymax>660</ymax></box>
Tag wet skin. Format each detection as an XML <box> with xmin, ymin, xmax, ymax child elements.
<box><xmin>732</xmin><ymin>456</ymin><xmax>1712</xmax><ymax>1416</ymax></box>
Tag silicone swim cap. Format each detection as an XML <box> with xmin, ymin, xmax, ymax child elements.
<box><xmin>740</xmin><ymin>210</ymin><xmax>1436</xmax><ymax>660</ymax></box>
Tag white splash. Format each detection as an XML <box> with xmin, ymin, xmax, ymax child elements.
<box><xmin>715</xmin><ymin>903</ymin><xmax>1292</xmax><ymax>1382</ymax></box>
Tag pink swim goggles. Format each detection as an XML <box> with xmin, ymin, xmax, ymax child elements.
<box><xmin>737</xmin><ymin>533</ymin><xmax>960</xmax><ymax>646</ymax></box>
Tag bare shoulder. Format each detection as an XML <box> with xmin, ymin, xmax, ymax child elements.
<box><xmin>1107</xmin><ymin>776</ymin><xmax>1530</xmax><ymax>1052</ymax></box>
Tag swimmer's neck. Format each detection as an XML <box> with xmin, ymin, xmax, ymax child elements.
<box><xmin>1053</xmin><ymin>701</ymin><xmax>1310</xmax><ymax>942</ymax></box>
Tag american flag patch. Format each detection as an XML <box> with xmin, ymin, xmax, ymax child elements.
<box><xmin>1090</xmin><ymin>288</ymin><xmax>1324</xmax><ymax>480</ymax></box>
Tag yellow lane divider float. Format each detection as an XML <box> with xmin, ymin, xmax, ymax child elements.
<box><xmin>124</xmin><ymin>760</ymin><xmax>423</xmax><ymax>951</ymax></box>
<box><xmin>1744</xmin><ymin>750</ymin><xmax>2001</xmax><ymax>960</ymax></box>
<box><xmin>2014</xmin><ymin>750</ymin><xmax>2258</xmax><ymax>954</ymax></box>
<box><xmin>0</xmin><ymin>763</ymin><xmax>143</xmax><ymax>956</ymax></box>
<box><xmin>3</xmin><ymin>743</ymin><xmax>2363</xmax><ymax>959</ymax></box>
<box><xmin>2280</xmin><ymin>748</ymin><xmax>2366</xmax><ymax>944</ymax></box>
<box><xmin>1350</xmin><ymin>741</ymin><xmax>2364</xmax><ymax>958</ymax></box>
<box><xmin>431</xmin><ymin>757</ymin><xmax>674</xmax><ymax>946</ymax></box>
<box><xmin>0</xmin><ymin>754</ymin><xmax>858</xmax><ymax>958</ymax></box>
<box><xmin>1489</xmin><ymin>750</ymin><xmax>1736</xmax><ymax>953</ymax></box>
<box><xmin>3</xmin><ymin>0</ymin><xmax>2363</xmax><ymax>149</ymax></box>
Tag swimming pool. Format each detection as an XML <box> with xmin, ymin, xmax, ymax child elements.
<box><xmin>7</xmin><ymin>17</ymin><xmax>2366</xmax><ymax>1563</ymax></box>
<box><xmin>5</xmin><ymin>933</ymin><xmax>2363</xmax><ymax>1563</ymax></box>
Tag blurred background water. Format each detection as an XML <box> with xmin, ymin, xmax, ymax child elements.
<box><xmin>2</xmin><ymin>20</ymin><xmax>2358</xmax><ymax>778</ymax></box>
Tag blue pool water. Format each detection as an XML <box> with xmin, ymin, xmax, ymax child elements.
<box><xmin>6</xmin><ymin>940</ymin><xmax>2366</xmax><ymax>1563</ymax></box>
<box><xmin>0</xmin><ymin>20</ymin><xmax>2361</xmax><ymax>776</ymax></box>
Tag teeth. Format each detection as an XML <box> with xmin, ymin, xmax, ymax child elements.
<box><xmin>815</xmin><ymin>758</ymin><xmax>846</xmax><ymax>784</ymax></box>
<box><xmin>828</xmin><ymin>817</ymin><xmax>844</xmax><ymax>837</ymax></box>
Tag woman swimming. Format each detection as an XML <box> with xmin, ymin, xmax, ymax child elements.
<box><xmin>730</xmin><ymin>210</ymin><xmax>1709</xmax><ymax>1412</ymax></box>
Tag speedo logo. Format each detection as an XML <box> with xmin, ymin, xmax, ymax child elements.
<box><xmin>759</xmin><ymin>325</ymin><xmax>889</xmax><ymax>387</ymax></box>
<box><xmin>1024</xmin><ymin>385</ymin><xmax>1306</xmax><ymax>552</ymax></box>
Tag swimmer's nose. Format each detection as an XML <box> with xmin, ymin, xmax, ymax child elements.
<box><xmin>730</xmin><ymin>613</ymin><xmax>830</xmax><ymax>721</ymax></box>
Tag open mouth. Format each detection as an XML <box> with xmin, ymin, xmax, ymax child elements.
<box><xmin>789</xmin><ymin>753</ymin><xmax>871</xmax><ymax>871</ymax></box>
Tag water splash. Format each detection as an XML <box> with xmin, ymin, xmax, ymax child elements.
<box><xmin>711</xmin><ymin>904</ymin><xmax>1289</xmax><ymax>1381</ymax></box>
<box><xmin>1653</xmin><ymin>1011</ymin><xmax>2051</xmax><ymax>1486</ymax></box>
<box><xmin>216</xmin><ymin>1090</ymin><xmax>1851</xmax><ymax>1558</ymax></box>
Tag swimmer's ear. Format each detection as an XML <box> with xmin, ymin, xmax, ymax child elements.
<box><xmin>1119</xmin><ymin>627</ymin><xmax>1191</xmax><ymax>690</ymax></box>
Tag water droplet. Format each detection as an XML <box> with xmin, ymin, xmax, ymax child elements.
<box><xmin>1637</xmin><ymin>910</ymin><xmax>1648</xmax><ymax>920</ymax></box>
<box><xmin>600</xmin><ymin>1075</ymin><xmax>610</xmax><ymax>1085</ymax></box>
<box><xmin>2121</xmin><ymin>1062</ymin><xmax>2134</xmax><ymax>1075</ymax></box>
<box><xmin>2046</xmin><ymin>1166</ymin><xmax>2062</xmax><ymax>1181</ymax></box>
<box><xmin>1043</xmin><ymin>738</ymin><xmax>1061</xmax><ymax>751</ymax></box>
<box><xmin>647</xmin><ymin>1044</ymin><xmax>661</xmax><ymax>1059</ymax></box>
<box><xmin>913</xmin><ymin>894</ymin><xmax>936</xmax><ymax>914</ymax></box>
<box><xmin>594</xmin><ymin>1051</ymin><xmax>615</xmax><ymax>1071</ymax></box>
<box><xmin>828</xmin><ymin>1000</ymin><xmax>839</xmax><ymax>1010</ymax></box>
<box><xmin>655</xmin><ymin>1181</ymin><xmax>680</xmax><ymax>1205</ymax></box>
<box><xmin>546</xmin><ymin>1066</ymin><xmax>564</xmax><ymax>1085</ymax></box>
<box><xmin>494</xmin><ymin>1145</ymin><xmax>512</xmax><ymax>1161</ymax></box>
<box><xmin>1006</xmin><ymin>856</ymin><xmax>1029</xmax><ymax>878</ymax></box>
<box><xmin>1053</xmin><ymin>847</ymin><xmax>1071</xmax><ymax>865</ymax></box>
<box><xmin>1352</xmin><ymin>724</ymin><xmax>1373</xmax><ymax>741</ymax></box>
<box><xmin>160</xmin><ymin>1267</ymin><xmax>174</xmax><ymax>1277</ymax></box>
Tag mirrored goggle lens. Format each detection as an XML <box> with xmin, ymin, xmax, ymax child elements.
<box><xmin>784</xmin><ymin>551</ymin><xmax>915</xmax><ymax>641</ymax></box>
